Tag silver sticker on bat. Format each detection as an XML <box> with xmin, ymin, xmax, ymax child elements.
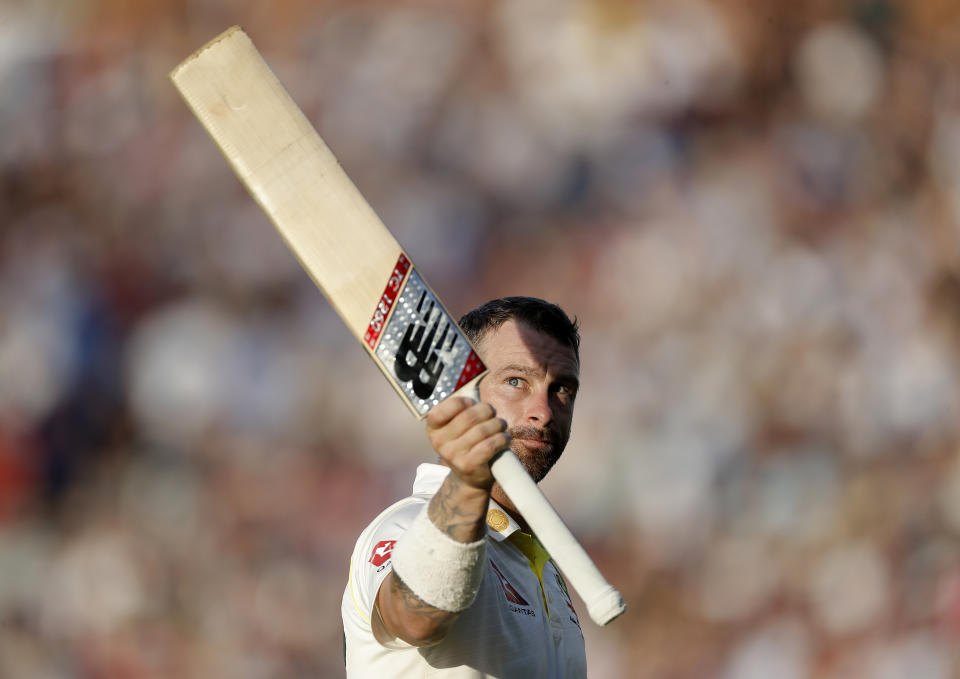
<box><xmin>373</xmin><ymin>268</ymin><xmax>484</xmax><ymax>417</ymax></box>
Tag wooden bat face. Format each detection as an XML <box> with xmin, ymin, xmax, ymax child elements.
<box><xmin>169</xmin><ymin>26</ymin><xmax>484</xmax><ymax>419</ymax></box>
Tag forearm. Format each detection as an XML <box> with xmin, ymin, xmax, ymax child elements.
<box><xmin>377</xmin><ymin>571</ymin><xmax>456</xmax><ymax>646</ymax></box>
<box><xmin>376</xmin><ymin>394</ymin><xmax>505</xmax><ymax>645</ymax></box>
<box><xmin>377</xmin><ymin>475</ymin><xmax>490</xmax><ymax>646</ymax></box>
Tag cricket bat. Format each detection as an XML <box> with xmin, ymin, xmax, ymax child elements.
<box><xmin>170</xmin><ymin>26</ymin><xmax>625</xmax><ymax>626</ymax></box>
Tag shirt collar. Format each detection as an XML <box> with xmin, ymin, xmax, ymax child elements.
<box><xmin>412</xmin><ymin>463</ymin><xmax>522</xmax><ymax>542</ymax></box>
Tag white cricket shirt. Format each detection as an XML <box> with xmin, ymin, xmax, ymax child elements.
<box><xmin>342</xmin><ymin>464</ymin><xmax>587</xmax><ymax>678</ymax></box>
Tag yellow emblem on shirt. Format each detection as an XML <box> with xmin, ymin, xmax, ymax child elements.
<box><xmin>487</xmin><ymin>508</ymin><xmax>510</xmax><ymax>532</ymax></box>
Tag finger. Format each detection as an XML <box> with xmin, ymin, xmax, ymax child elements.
<box><xmin>425</xmin><ymin>396</ymin><xmax>476</xmax><ymax>430</ymax></box>
<box><xmin>429</xmin><ymin>402</ymin><xmax>497</xmax><ymax>442</ymax></box>
<box><xmin>430</xmin><ymin>414</ymin><xmax>507</xmax><ymax>473</ymax></box>
<box><xmin>446</xmin><ymin>429</ymin><xmax>511</xmax><ymax>488</ymax></box>
<box><xmin>466</xmin><ymin>429</ymin><xmax>511</xmax><ymax>464</ymax></box>
<box><xmin>453</xmin><ymin>417</ymin><xmax>509</xmax><ymax>455</ymax></box>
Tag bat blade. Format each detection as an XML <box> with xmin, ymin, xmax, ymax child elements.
<box><xmin>170</xmin><ymin>26</ymin><xmax>625</xmax><ymax>625</ymax></box>
<box><xmin>170</xmin><ymin>26</ymin><xmax>481</xmax><ymax>417</ymax></box>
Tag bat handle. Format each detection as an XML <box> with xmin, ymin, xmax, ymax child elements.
<box><xmin>489</xmin><ymin>449</ymin><xmax>626</xmax><ymax>626</ymax></box>
<box><xmin>459</xmin><ymin>378</ymin><xmax>625</xmax><ymax>625</ymax></box>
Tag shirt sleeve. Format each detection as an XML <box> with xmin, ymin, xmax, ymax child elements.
<box><xmin>344</xmin><ymin>498</ymin><xmax>425</xmax><ymax>647</ymax></box>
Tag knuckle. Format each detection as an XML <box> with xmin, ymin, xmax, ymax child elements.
<box><xmin>480</xmin><ymin>420</ymin><xmax>501</xmax><ymax>439</ymax></box>
<box><xmin>459</xmin><ymin>405</ymin><xmax>485</xmax><ymax>427</ymax></box>
<box><xmin>429</xmin><ymin>397</ymin><xmax>468</xmax><ymax>425</ymax></box>
<box><xmin>425</xmin><ymin>408</ymin><xmax>447</xmax><ymax>428</ymax></box>
<box><xmin>479</xmin><ymin>433</ymin><xmax>507</xmax><ymax>457</ymax></box>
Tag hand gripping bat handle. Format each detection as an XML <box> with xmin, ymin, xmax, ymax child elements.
<box><xmin>489</xmin><ymin>450</ymin><xmax>626</xmax><ymax>626</ymax></box>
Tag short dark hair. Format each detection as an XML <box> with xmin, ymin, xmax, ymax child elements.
<box><xmin>458</xmin><ymin>297</ymin><xmax>580</xmax><ymax>365</ymax></box>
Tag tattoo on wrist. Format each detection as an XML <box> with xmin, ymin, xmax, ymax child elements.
<box><xmin>428</xmin><ymin>475</ymin><xmax>486</xmax><ymax>542</ymax></box>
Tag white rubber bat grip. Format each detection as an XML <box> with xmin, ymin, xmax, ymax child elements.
<box><xmin>489</xmin><ymin>450</ymin><xmax>626</xmax><ymax>626</ymax></box>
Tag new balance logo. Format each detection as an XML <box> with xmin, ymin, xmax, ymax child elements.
<box><xmin>394</xmin><ymin>291</ymin><xmax>456</xmax><ymax>399</ymax></box>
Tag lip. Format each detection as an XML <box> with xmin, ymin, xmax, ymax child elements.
<box><xmin>516</xmin><ymin>438</ymin><xmax>551</xmax><ymax>449</ymax></box>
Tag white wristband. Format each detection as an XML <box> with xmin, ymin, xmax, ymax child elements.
<box><xmin>391</xmin><ymin>505</ymin><xmax>487</xmax><ymax>613</ymax></box>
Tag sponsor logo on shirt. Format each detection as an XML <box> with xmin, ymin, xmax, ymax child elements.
<box><xmin>369</xmin><ymin>540</ymin><xmax>397</xmax><ymax>569</ymax></box>
<box><xmin>490</xmin><ymin>560</ymin><xmax>536</xmax><ymax>618</ymax></box>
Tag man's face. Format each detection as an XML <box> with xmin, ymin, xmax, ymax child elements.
<box><xmin>476</xmin><ymin>319</ymin><xmax>579</xmax><ymax>482</ymax></box>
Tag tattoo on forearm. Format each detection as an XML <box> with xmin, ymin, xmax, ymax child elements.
<box><xmin>428</xmin><ymin>475</ymin><xmax>486</xmax><ymax>542</ymax></box>
<box><xmin>390</xmin><ymin>572</ymin><xmax>452</xmax><ymax>623</ymax></box>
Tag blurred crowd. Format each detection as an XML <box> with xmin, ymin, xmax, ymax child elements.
<box><xmin>3</xmin><ymin>0</ymin><xmax>960</xmax><ymax>677</ymax></box>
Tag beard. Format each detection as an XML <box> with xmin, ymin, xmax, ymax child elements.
<box><xmin>508</xmin><ymin>424</ymin><xmax>568</xmax><ymax>482</ymax></box>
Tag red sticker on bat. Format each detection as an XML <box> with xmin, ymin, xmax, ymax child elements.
<box><xmin>365</xmin><ymin>254</ymin><xmax>411</xmax><ymax>349</ymax></box>
<box><xmin>455</xmin><ymin>350</ymin><xmax>485</xmax><ymax>390</ymax></box>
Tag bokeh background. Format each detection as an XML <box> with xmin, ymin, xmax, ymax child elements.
<box><xmin>3</xmin><ymin>0</ymin><xmax>960</xmax><ymax>676</ymax></box>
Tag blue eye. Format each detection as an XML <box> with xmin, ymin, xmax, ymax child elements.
<box><xmin>507</xmin><ymin>377</ymin><xmax>522</xmax><ymax>388</ymax></box>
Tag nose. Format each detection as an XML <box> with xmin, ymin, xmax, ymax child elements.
<box><xmin>524</xmin><ymin>387</ymin><xmax>552</xmax><ymax>425</ymax></box>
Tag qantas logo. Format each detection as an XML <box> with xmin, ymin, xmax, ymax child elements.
<box><xmin>490</xmin><ymin>561</ymin><xmax>535</xmax><ymax>617</ymax></box>
<box><xmin>368</xmin><ymin>540</ymin><xmax>397</xmax><ymax>568</ymax></box>
<box><xmin>490</xmin><ymin>561</ymin><xmax>528</xmax><ymax>605</ymax></box>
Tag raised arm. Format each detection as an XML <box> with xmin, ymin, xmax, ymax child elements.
<box><xmin>375</xmin><ymin>396</ymin><xmax>508</xmax><ymax>646</ymax></box>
